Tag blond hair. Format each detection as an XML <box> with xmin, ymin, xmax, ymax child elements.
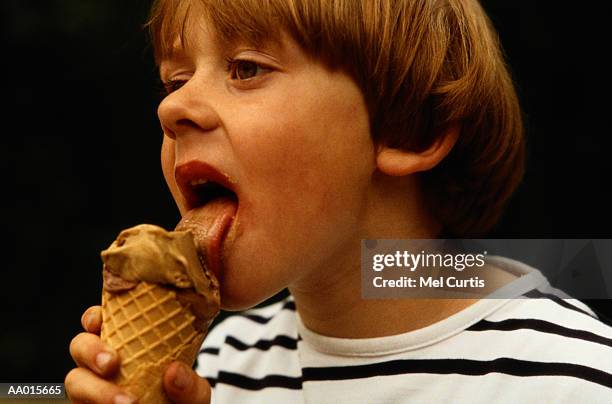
<box><xmin>148</xmin><ymin>0</ymin><xmax>525</xmax><ymax>236</ymax></box>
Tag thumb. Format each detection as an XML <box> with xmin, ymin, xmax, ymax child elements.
<box><xmin>164</xmin><ymin>361</ymin><xmax>212</xmax><ymax>404</ymax></box>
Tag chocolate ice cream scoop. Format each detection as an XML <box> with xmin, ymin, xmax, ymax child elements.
<box><xmin>102</xmin><ymin>224</ymin><xmax>216</xmax><ymax>289</ymax></box>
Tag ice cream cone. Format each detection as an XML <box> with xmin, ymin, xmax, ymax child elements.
<box><xmin>99</xmin><ymin>224</ymin><xmax>220</xmax><ymax>403</ymax></box>
<box><xmin>101</xmin><ymin>282</ymin><xmax>205</xmax><ymax>403</ymax></box>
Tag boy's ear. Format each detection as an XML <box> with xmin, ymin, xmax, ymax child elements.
<box><xmin>376</xmin><ymin>125</ymin><xmax>460</xmax><ymax>176</ymax></box>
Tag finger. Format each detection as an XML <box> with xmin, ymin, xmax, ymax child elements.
<box><xmin>69</xmin><ymin>332</ymin><xmax>119</xmax><ymax>377</ymax></box>
<box><xmin>163</xmin><ymin>361</ymin><xmax>211</xmax><ymax>404</ymax></box>
<box><xmin>65</xmin><ymin>367</ymin><xmax>136</xmax><ymax>404</ymax></box>
<box><xmin>81</xmin><ymin>306</ymin><xmax>103</xmax><ymax>333</ymax></box>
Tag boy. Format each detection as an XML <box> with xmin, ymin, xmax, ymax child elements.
<box><xmin>66</xmin><ymin>0</ymin><xmax>612</xmax><ymax>402</ymax></box>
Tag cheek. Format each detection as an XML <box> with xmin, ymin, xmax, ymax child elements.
<box><xmin>244</xmin><ymin>96</ymin><xmax>369</xmax><ymax>186</ymax></box>
<box><xmin>279</xmin><ymin>104</ymin><xmax>372</xmax><ymax>210</ymax></box>
<box><xmin>161</xmin><ymin>137</ymin><xmax>184</xmax><ymax>211</ymax></box>
<box><xmin>239</xmin><ymin>102</ymin><xmax>372</xmax><ymax>245</ymax></box>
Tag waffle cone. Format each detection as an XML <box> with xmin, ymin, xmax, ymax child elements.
<box><xmin>101</xmin><ymin>281</ymin><xmax>207</xmax><ymax>403</ymax></box>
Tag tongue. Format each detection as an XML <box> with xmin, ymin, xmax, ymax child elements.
<box><xmin>175</xmin><ymin>197</ymin><xmax>237</xmax><ymax>280</ymax></box>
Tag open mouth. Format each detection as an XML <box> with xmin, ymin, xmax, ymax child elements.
<box><xmin>174</xmin><ymin>161</ymin><xmax>239</xmax><ymax>281</ymax></box>
<box><xmin>188</xmin><ymin>179</ymin><xmax>237</xmax><ymax>209</ymax></box>
<box><xmin>174</xmin><ymin>160</ymin><xmax>239</xmax><ymax>211</ymax></box>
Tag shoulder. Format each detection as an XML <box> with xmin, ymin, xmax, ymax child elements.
<box><xmin>464</xmin><ymin>293</ymin><xmax>612</xmax><ymax>396</ymax></box>
<box><xmin>477</xmin><ymin>291</ymin><xmax>612</xmax><ymax>347</ymax></box>
<box><xmin>481</xmin><ymin>286</ymin><xmax>607</xmax><ymax>322</ymax></box>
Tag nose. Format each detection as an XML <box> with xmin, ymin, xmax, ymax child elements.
<box><xmin>157</xmin><ymin>77</ymin><xmax>221</xmax><ymax>140</ymax></box>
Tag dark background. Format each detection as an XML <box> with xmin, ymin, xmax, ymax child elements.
<box><xmin>1</xmin><ymin>0</ymin><xmax>610</xmax><ymax>383</ymax></box>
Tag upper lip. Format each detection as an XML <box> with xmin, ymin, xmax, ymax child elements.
<box><xmin>175</xmin><ymin>160</ymin><xmax>237</xmax><ymax>210</ymax></box>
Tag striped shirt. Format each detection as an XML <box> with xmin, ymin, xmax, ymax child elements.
<box><xmin>196</xmin><ymin>257</ymin><xmax>612</xmax><ymax>403</ymax></box>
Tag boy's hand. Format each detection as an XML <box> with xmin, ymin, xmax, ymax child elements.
<box><xmin>66</xmin><ymin>306</ymin><xmax>211</xmax><ymax>404</ymax></box>
<box><xmin>66</xmin><ymin>306</ymin><xmax>133</xmax><ymax>403</ymax></box>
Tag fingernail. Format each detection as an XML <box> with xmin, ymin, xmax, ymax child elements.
<box><xmin>173</xmin><ymin>363</ymin><xmax>191</xmax><ymax>390</ymax></box>
<box><xmin>113</xmin><ymin>394</ymin><xmax>134</xmax><ymax>404</ymax></box>
<box><xmin>96</xmin><ymin>351</ymin><xmax>113</xmax><ymax>371</ymax></box>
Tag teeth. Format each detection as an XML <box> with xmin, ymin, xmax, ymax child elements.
<box><xmin>190</xmin><ymin>178</ymin><xmax>209</xmax><ymax>187</ymax></box>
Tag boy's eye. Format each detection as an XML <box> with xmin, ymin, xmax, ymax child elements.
<box><xmin>162</xmin><ymin>79</ymin><xmax>187</xmax><ymax>95</ymax></box>
<box><xmin>227</xmin><ymin>59</ymin><xmax>269</xmax><ymax>81</ymax></box>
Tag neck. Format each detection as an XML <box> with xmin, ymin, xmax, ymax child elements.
<box><xmin>289</xmin><ymin>206</ymin><xmax>477</xmax><ymax>338</ymax></box>
<box><xmin>290</xmin><ymin>262</ymin><xmax>478</xmax><ymax>339</ymax></box>
<box><xmin>289</xmin><ymin>172</ymin><xmax>479</xmax><ymax>338</ymax></box>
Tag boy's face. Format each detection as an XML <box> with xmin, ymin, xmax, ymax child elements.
<box><xmin>158</xmin><ymin>22</ymin><xmax>376</xmax><ymax>310</ymax></box>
